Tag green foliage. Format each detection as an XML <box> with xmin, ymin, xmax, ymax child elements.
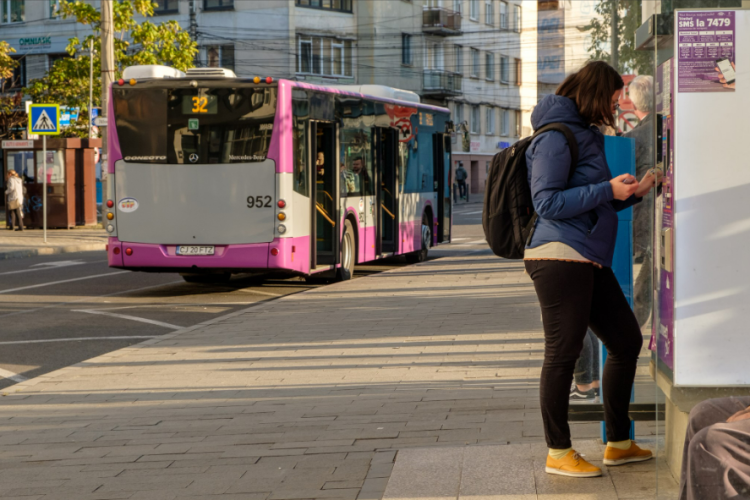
<box><xmin>0</xmin><ymin>41</ymin><xmax>19</xmax><ymax>81</ymax></box>
<box><xmin>27</xmin><ymin>0</ymin><xmax>197</xmax><ymax>137</ymax></box>
<box><xmin>0</xmin><ymin>41</ymin><xmax>25</xmax><ymax>140</ymax></box>
<box><xmin>581</xmin><ymin>0</ymin><xmax>652</xmax><ymax>76</ymax></box>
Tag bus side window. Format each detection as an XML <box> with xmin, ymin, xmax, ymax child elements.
<box><xmin>293</xmin><ymin>117</ymin><xmax>309</xmax><ymax>197</ymax></box>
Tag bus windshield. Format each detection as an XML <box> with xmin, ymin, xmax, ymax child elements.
<box><xmin>113</xmin><ymin>86</ymin><xmax>277</xmax><ymax>164</ymax></box>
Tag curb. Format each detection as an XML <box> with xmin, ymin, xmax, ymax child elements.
<box><xmin>0</xmin><ymin>243</ymin><xmax>107</xmax><ymax>261</ymax></box>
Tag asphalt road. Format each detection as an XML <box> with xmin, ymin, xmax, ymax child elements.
<box><xmin>0</xmin><ymin>201</ymin><xmax>486</xmax><ymax>390</ymax></box>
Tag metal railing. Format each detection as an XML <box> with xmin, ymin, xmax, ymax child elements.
<box><xmin>422</xmin><ymin>70</ymin><xmax>463</xmax><ymax>95</ymax></box>
<box><xmin>422</xmin><ymin>7</ymin><xmax>462</xmax><ymax>34</ymax></box>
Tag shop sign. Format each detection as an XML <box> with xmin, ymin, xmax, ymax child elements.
<box><xmin>2</xmin><ymin>140</ymin><xmax>34</xmax><ymax>149</ymax></box>
<box><xmin>470</xmin><ymin>141</ymin><xmax>481</xmax><ymax>152</ymax></box>
<box><xmin>19</xmin><ymin>37</ymin><xmax>51</xmax><ymax>49</ymax></box>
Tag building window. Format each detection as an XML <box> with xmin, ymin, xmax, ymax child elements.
<box><xmin>204</xmin><ymin>0</ymin><xmax>233</xmax><ymax>10</ymax></box>
<box><xmin>297</xmin><ymin>36</ymin><xmax>353</xmax><ymax>78</ymax></box>
<box><xmin>484</xmin><ymin>0</ymin><xmax>493</xmax><ymax>25</ymax></box>
<box><xmin>154</xmin><ymin>0</ymin><xmax>179</xmax><ymax>14</ymax></box>
<box><xmin>470</xmin><ymin>48</ymin><xmax>480</xmax><ymax>78</ymax></box>
<box><xmin>5</xmin><ymin>56</ymin><xmax>25</xmax><ymax>89</ymax></box>
<box><xmin>470</xmin><ymin>105</ymin><xmax>480</xmax><ymax>134</ymax></box>
<box><xmin>513</xmin><ymin>4</ymin><xmax>522</xmax><ymax>32</ymax></box>
<box><xmin>453</xmin><ymin>0</ymin><xmax>462</xmax><ymax>14</ymax></box>
<box><xmin>500</xmin><ymin>108</ymin><xmax>509</xmax><ymax>136</ymax></box>
<box><xmin>49</xmin><ymin>0</ymin><xmax>61</xmax><ymax>18</ymax></box>
<box><xmin>454</xmin><ymin>45</ymin><xmax>463</xmax><ymax>74</ymax></box>
<box><xmin>485</xmin><ymin>53</ymin><xmax>494</xmax><ymax>81</ymax></box>
<box><xmin>205</xmin><ymin>45</ymin><xmax>235</xmax><ymax>71</ymax></box>
<box><xmin>499</xmin><ymin>1</ymin><xmax>507</xmax><ymax>29</ymax></box>
<box><xmin>402</xmin><ymin>34</ymin><xmax>412</xmax><ymax>66</ymax></box>
<box><xmin>515</xmin><ymin>110</ymin><xmax>522</xmax><ymax>136</ymax></box>
<box><xmin>47</xmin><ymin>53</ymin><xmax>70</xmax><ymax>70</ymax></box>
<box><xmin>469</xmin><ymin>0</ymin><xmax>478</xmax><ymax>20</ymax></box>
<box><xmin>486</xmin><ymin>107</ymin><xmax>495</xmax><ymax>135</ymax></box>
<box><xmin>1</xmin><ymin>0</ymin><xmax>24</xmax><ymax>23</ymax></box>
<box><xmin>455</xmin><ymin>102</ymin><xmax>464</xmax><ymax>125</ymax></box>
<box><xmin>514</xmin><ymin>58</ymin><xmax>522</xmax><ymax>86</ymax></box>
<box><xmin>295</xmin><ymin>0</ymin><xmax>353</xmax><ymax>13</ymax></box>
<box><xmin>425</xmin><ymin>42</ymin><xmax>444</xmax><ymax>70</ymax></box>
<box><xmin>499</xmin><ymin>55</ymin><xmax>509</xmax><ymax>83</ymax></box>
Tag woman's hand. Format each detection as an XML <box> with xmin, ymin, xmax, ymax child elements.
<box><xmin>634</xmin><ymin>169</ymin><xmax>663</xmax><ymax>198</ymax></box>
<box><xmin>610</xmin><ymin>174</ymin><xmax>639</xmax><ymax>201</ymax></box>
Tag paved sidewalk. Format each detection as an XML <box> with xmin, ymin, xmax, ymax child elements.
<box><xmin>0</xmin><ymin>228</ymin><xmax>107</xmax><ymax>260</ymax></box>
<box><xmin>0</xmin><ymin>249</ymin><xmax>678</xmax><ymax>499</ymax></box>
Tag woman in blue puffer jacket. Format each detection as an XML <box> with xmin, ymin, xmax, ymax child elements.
<box><xmin>524</xmin><ymin>61</ymin><xmax>658</xmax><ymax>478</ymax></box>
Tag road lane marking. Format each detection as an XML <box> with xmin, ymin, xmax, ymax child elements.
<box><xmin>71</xmin><ymin>309</ymin><xmax>181</xmax><ymax>329</ymax></box>
<box><xmin>236</xmin><ymin>289</ymin><xmax>283</xmax><ymax>297</ymax></box>
<box><xmin>0</xmin><ymin>259</ymin><xmax>107</xmax><ymax>277</ymax></box>
<box><xmin>0</xmin><ymin>368</ymin><xmax>27</xmax><ymax>383</ymax></box>
<box><xmin>0</xmin><ymin>336</ymin><xmax>158</xmax><ymax>346</ymax></box>
<box><xmin>0</xmin><ymin>271</ymin><xmax>129</xmax><ymax>295</ymax></box>
<box><xmin>457</xmin><ymin>211</ymin><xmax>483</xmax><ymax>215</ymax></box>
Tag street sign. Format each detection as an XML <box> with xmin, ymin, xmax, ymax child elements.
<box><xmin>29</xmin><ymin>104</ymin><xmax>60</xmax><ymax>135</ymax></box>
<box><xmin>93</xmin><ymin>116</ymin><xmax>107</xmax><ymax>127</ymax></box>
<box><xmin>2</xmin><ymin>140</ymin><xmax>34</xmax><ymax>149</ymax></box>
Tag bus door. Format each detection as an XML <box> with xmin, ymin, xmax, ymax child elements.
<box><xmin>376</xmin><ymin>127</ymin><xmax>399</xmax><ymax>255</ymax></box>
<box><xmin>310</xmin><ymin>121</ymin><xmax>339</xmax><ymax>269</ymax></box>
<box><xmin>433</xmin><ymin>133</ymin><xmax>451</xmax><ymax>243</ymax></box>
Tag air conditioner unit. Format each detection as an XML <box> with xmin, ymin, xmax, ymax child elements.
<box><xmin>185</xmin><ymin>67</ymin><xmax>237</xmax><ymax>78</ymax></box>
<box><xmin>122</xmin><ymin>65</ymin><xmax>186</xmax><ymax>80</ymax></box>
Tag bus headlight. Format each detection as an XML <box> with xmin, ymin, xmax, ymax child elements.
<box><xmin>107</xmin><ymin>224</ymin><xmax>114</xmax><ymax>233</ymax></box>
<box><xmin>278</xmin><ymin>224</ymin><xmax>287</xmax><ymax>234</ymax></box>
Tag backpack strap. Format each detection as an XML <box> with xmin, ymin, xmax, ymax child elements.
<box><xmin>532</xmin><ymin>123</ymin><xmax>580</xmax><ymax>180</ymax></box>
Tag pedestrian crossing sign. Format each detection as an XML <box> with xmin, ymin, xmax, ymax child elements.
<box><xmin>29</xmin><ymin>104</ymin><xmax>60</xmax><ymax>135</ymax></box>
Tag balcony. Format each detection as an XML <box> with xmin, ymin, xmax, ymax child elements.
<box><xmin>422</xmin><ymin>7</ymin><xmax>462</xmax><ymax>36</ymax></box>
<box><xmin>422</xmin><ymin>70</ymin><xmax>463</xmax><ymax>98</ymax></box>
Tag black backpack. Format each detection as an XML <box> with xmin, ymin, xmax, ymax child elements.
<box><xmin>482</xmin><ymin>123</ymin><xmax>579</xmax><ymax>259</ymax></box>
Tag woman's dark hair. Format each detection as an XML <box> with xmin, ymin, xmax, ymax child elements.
<box><xmin>556</xmin><ymin>61</ymin><xmax>624</xmax><ymax>128</ymax></box>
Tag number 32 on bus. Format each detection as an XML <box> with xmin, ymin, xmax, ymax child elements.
<box><xmin>105</xmin><ymin>65</ymin><xmax>453</xmax><ymax>283</ymax></box>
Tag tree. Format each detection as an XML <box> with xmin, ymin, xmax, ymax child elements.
<box><xmin>580</xmin><ymin>0</ymin><xmax>652</xmax><ymax>76</ymax></box>
<box><xmin>26</xmin><ymin>0</ymin><xmax>197</xmax><ymax>137</ymax></box>
<box><xmin>0</xmin><ymin>41</ymin><xmax>26</xmax><ymax>140</ymax></box>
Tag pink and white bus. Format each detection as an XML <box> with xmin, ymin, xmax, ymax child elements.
<box><xmin>105</xmin><ymin>66</ymin><xmax>453</xmax><ymax>282</ymax></box>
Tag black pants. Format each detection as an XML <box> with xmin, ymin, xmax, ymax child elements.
<box><xmin>680</xmin><ymin>397</ymin><xmax>750</xmax><ymax>500</ymax></box>
<box><xmin>8</xmin><ymin>207</ymin><xmax>24</xmax><ymax>230</ymax></box>
<box><xmin>457</xmin><ymin>180</ymin><xmax>467</xmax><ymax>199</ymax></box>
<box><xmin>525</xmin><ymin>260</ymin><xmax>643</xmax><ymax>449</ymax></box>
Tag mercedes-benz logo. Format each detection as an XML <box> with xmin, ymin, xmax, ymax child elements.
<box><xmin>189</xmin><ymin>154</ymin><xmax>199</xmax><ymax>163</ymax></box>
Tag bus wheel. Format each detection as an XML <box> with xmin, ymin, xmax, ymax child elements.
<box><xmin>337</xmin><ymin>219</ymin><xmax>355</xmax><ymax>281</ymax></box>
<box><xmin>181</xmin><ymin>273</ymin><xmax>231</xmax><ymax>284</ymax></box>
<box><xmin>406</xmin><ymin>214</ymin><xmax>431</xmax><ymax>264</ymax></box>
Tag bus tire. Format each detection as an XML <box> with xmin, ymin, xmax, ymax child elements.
<box><xmin>181</xmin><ymin>273</ymin><xmax>231</xmax><ymax>284</ymax></box>
<box><xmin>337</xmin><ymin>219</ymin><xmax>356</xmax><ymax>281</ymax></box>
<box><xmin>406</xmin><ymin>213</ymin><xmax>430</xmax><ymax>264</ymax></box>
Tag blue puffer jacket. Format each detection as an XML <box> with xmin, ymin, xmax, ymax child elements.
<box><xmin>525</xmin><ymin>94</ymin><xmax>639</xmax><ymax>268</ymax></box>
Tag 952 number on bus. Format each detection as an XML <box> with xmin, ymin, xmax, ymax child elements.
<box><xmin>247</xmin><ymin>196</ymin><xmax>273</xmax><ymax>208</ymax></box>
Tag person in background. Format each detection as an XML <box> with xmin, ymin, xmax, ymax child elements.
<box><xmin>5</xmin><ymin>170</ymin><xmax>24</xmax><ymax>232</ymax></box>
<box><xmin>623</xmin><ymin>75</ymin><xmax>657</xmax><ymax>328</ymax></box>
<box><xmin>570</xmin><ymin>329</ymin><xmax>601</xmax><ymax>403</ymax></box>
<box><xmin>455</xmin><ymin>163</ymin><xmax>468</xmax><ymax>201</ymax></box>
<box><xmin>680</xmin><ymin>396</ymin><xmax>750</xmax><ymax>499</ymax></box>
<box><xmin>524</xmin><ymin>61</ymin><xmax>659</xmax><ymax>478</ymax></box>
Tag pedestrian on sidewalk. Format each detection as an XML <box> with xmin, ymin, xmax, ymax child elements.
<box><xmin>456</xmin><ymin>163</ymin><xmax>468</xmax><ymax>202</ymax></box>
<box><xmin>4</xmin><ymin>169</ymin><xmax>24</xmax><ymax>232</ymax></box>
<box><xmin>523</xmin><ymin>61</ymin><xmax>659</xmax><ymax>478</ymax></box>
<box><xmin>680</xmin><ymin>396</ymin><xmax>750</xmax><ymax>499</ymax></box>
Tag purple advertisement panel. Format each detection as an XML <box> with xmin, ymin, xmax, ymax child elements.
<box><xmin>677</xmin><ymin>11</ymin><xmax>736</xmax><ymax>93</ymax></box>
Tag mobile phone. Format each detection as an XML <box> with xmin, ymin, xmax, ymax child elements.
<box><xmin>622</xmin><ymin>177</ymin><xmax>634</xmax><ymax>185</ymax></box>
<box><xmin>716</xmin><ymin>58</ymin><xmax>736</xmax><ymax>85</ymax></box>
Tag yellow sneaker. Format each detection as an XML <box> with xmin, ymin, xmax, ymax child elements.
<box><xmin>545</xmin><ymin>450</ymin><xmax>602</xmax><ymax>477</ymax></box>
<box><xmin>603</xmin><ymin>442</ymin><xmax>653</xmax><ymax>466</ymax></box>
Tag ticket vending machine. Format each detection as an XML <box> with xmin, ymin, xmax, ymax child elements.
<box><xmin>652</xmin><ymin>7</ymin><xmax>750</xmax><ymax>476</ymax></box>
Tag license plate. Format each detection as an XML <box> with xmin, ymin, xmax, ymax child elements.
<box><xmin>176</xmin><ymin>246</ymin><xmax>215</xmax><ymax>256</ymax></box>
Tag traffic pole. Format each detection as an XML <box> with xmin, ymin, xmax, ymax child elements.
<box><xmin>43</xmin><ymin>135</ymin><xmax>47</xmax><ymax>244</ymax></box>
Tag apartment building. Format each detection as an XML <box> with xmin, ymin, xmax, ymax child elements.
<box><xmin>0</xmin><ymin>0</ymin><xmax>537</xmax><ymax>194</ymax></box>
